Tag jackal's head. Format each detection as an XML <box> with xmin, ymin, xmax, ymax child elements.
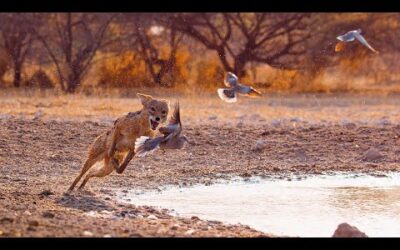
<box><xmin>137</xmin><ymin>93</ymin><xmax>169</xmax><ymax>130</ymax></box>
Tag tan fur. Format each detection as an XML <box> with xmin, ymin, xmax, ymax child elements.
<box><xmin>68</xmin><ymin>93</ymin><xmax>169</xmax><ymax>191</ymax></box>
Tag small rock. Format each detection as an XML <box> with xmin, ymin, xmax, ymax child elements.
<box><xmin>42</xmin><ymin>212</ymin><xmax>55</xmax><ymax>218</ymax></box>
<box><xmin>290</xmin><ymin>117</ymin><xmax>301</xmax><ymax>123</ymax></box>
<box><xmin>332</xmin><ymin>223</ymin><xmax>368</xmax><ymax>237</ymax></box>
<box><xmin>271</xmin><ymin>119</ymin><xmax>281</xmax><ymax>127</ymax></box>
<box><xmin>208</xmin><ymin>115</ymin><xmax>217</xmax><ymax>121</ymax></box>
<box><xmin>33</xmin><ymin>109</ymin><xmax>44</xmax><ymax>120</ymax></box>
<box><xmin>82</xmin><ymin>231</ymin><xmax>94</xmax><ymax>237</ymax></box>
<box><xmin>23</xmin><ymin>210</ymin><xmax>32</xmax><ymax>216</ymax></box>
<box><xmin>343</xmin><ymin>122</ymin><xmax>357</xmax><ymax>130</ymax></box>
<box><xmin>0</xmin><ymin>114</ymin><xmax>13</xmax><ymax>120</ymax></box>
<box><xmin>147</xmin><ymin>215</ymin><xmax>158</xmax><ymax>220</ymax></box>
<box><xmin>184</xmin><ymin>229</ymin><xmax>196</xmax><ymax>235</ymax></box>
<box><xmin>0</xmin><ymin>217</ymin><xmax>14</xmax><ymax>224</ymax></box>
<box><xmin>191</xmin><ymin>216</ymin><xmax>200</xmax><ymax>221</ymax></box>
<box><xmin>253</xmin><ymin>140</ymin><xmax>267</xmax><ymax>152</ymax></box>
<box><xmin>39</xmin><ymin>189</ymin><xmax>55</xmax><ymax>196</ymax></box>
<box><xmin>28</xmin><ymin>220</ymin><xmax>39</xmax><ymax>227</ymax></box>
<box><xmin>378</xmin><ymin>119</ymin><xmax>391</xmax><ymax>127</ymax></box>
<box><xmin>103</xmin><ymin>234</ymin><xmax>112</xmax><ymax>238</ymax></box>
<box><xmin>236</xmin><ymin>121</ymin><xmax>244</xmax><ymax>128</ymax></box>
<box><xmin>361</xmin><ymin>148</ymin><xmax>384</xmax><ymax>162</ymax></box>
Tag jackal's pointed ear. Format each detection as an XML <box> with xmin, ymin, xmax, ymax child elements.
<box><xmin>137</xmin><ymin>93</ymin><xmax>153</xmax><ymax>106</ymax></box>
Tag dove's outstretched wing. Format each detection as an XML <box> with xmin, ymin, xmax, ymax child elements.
<box><xmin>217</xmin><ymin>88</ymin><xmax>237</xmax><ymax>103</ymax></box>
<box><xmin>337</xmin><ymin>30</ymin><xmax>356</xmax><ymax>42</ymax></box>
<box><xmin>134</xmin><ymin>136</ymin><xmax>163</xmax><ymax>157</ymax></box>
<box><xmin>354</xmin><ymin>33</ymin><xmax>378</xmax><ymax>53</ymax></box>
<box><xmin>224</xmin><ymin>72</ymin><xmax>238</xmax><ymax>87</ymax></box>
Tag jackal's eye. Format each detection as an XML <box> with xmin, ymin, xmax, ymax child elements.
<box><xmin>161</xmin><ymin>110</ymin><xmax>166</xmax><ymax>115</ymax></box>
<box><xmin>150</xmin><ymin>107</ymin><xmax>155</xmax><ymax>112</ymax></box>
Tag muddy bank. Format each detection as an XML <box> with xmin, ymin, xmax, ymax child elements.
<box><xmin>1</xmin><ymin>117</ymin><xmax>399</xmax><ymax>237</ymax></box>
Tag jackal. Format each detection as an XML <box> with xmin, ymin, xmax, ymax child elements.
<box><xmin>68</xmin><ymin>93</ymin><xmax>169</xmax><ymax>191</ymax></box>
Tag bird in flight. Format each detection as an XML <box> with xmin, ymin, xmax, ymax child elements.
<box><xmin>135</xmin><ymin>102</ymin><xmax>189</xmax><ymax>157</ymax></box>
<box><xmin>217</xmin><ymin>72</ymin><xmax>262</xmax><ymax>103</ymax></box>
<box><xmin>335</xmin><ymin>29</ymin><xmax>378</xmax><ymax>53</ymax></box>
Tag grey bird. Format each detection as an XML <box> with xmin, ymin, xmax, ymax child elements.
<box><xmin>135</xmin><ymin>102</ymin><xmax>189</xmax><ymax>157</ymax></box>
<box><xmin>335</xmin><ymin>29</ymin><xmax>378</xmax><ymax>53</ymax></box>
<box><xmin>217</xmin><ymin>72</ymin><xmax>262</xmax><ymax>103</ymax></box>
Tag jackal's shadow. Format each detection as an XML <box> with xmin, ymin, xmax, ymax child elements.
<box><xmin>56</xmin><ymin>191</ymin><xmax>113</xmax><ymax>212</ymax></box>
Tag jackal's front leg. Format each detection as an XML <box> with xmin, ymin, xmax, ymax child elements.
<box><xmin>115</xmin><ymin>150</ymin><xmax>135</xmax><ymax>174</ymax></box>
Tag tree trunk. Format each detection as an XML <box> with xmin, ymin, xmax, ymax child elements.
<box><xmin>233</xmin><ymin>57</ymin><xmax>246</xmax><ymax>78</ymax></box>
<box><xmin>13</xmin><ymin>63</ymin><xmax>22</xmax><ymax>88</ymax></box>
<box><xmin>66</xmin><ymin>72</ymin><xmax>80</xmax><ymax>93</ymax></box>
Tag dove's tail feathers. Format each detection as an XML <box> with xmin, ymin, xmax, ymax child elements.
<box><xmin>248</xmin><ymin>88</ymin><xmax>262</xmax><ymax>97</ymax></box>
<box><xmin>134</xmin><ymin>136</ymin><xmax>159</xmax><ymax>157</ymax></box>
<box><xmin>217</xmin><ymin>88</ymin><xmax>237</xmax><ymax>103</ymax></box>
<box><xmin>335</xmin><ymin>41</ymin><xmax>345</xmax><ymax>52</ymax></box>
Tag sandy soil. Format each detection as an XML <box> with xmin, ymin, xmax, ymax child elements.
<box><xmin>1</xmin><ymin>93</ymin><xmax>399</xmax><ymax>237</ymax></box>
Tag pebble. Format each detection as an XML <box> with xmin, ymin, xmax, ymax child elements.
<box><xmin>184</xmin><ymin>229</ymin><xmax>196</xmax><ymax>235</ymax></box>
<box><xmin>253</xmin><ymin>140</ymin><xmax>267</xmax><ymax>151</ymax></box>
<box><xmin>42</xmin><ymin>212</ymin><xmax>55</xmax><ymax>218</ymax></box>
<box><xmin>361</xmin><ymin>148</ymin><xmax>384</xmax><ymax>162</ymax></box>
<box><xmin>28</xmin><ymin>220</ymin><xmax>39</xmax><ymax>227</ymax></box>
<box><xmin>83</xmin><ymin>231</ymin><xmax>94</xmax><ymax>237</ymax></box>
<box><xmin>147</xmin><ymin>215</ymin><xmax>158</xmax><ymax>220</ymax></box>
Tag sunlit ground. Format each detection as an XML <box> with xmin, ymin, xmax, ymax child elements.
<box><xmin>1</xmin><ymin>89</ymin><xmax>400</xmax><ymax>126</ymax></box>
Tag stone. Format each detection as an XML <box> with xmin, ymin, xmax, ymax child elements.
<box><xmin>184</xmin><ymin>229</ymin><xmax>196</xmax><ymax>235</ymax></box>
<box><xmin>332</xmin><ymin>223</ymin><xmax>368</xmax><ymax>237</ymax></box>
<box><xmin>361</xmin><ymin>148</ymin><xmax>384</xmax><ymax>162</ymax></box>
<box><xmin>82</xmin><ymin>231</ymin><xmax>94</xmax><ymax>237</ymax></box>
<box><xmin>253</xmin><ymin>140</ymin><xmax>267</xmax><ymax>152</ymax></box>
<box><xmin>28</xmin><ymin>220</ymin><xmax>39</xmax><ymax>227</ymax></box>
<box><xmin>42</xmin><ymin>211</ymin><xmax>55</xmax><ymax>218</ymax></box>
<box><xmin>147</xmin><ymin>215</ymin><xmax>158</xmax><ymax>220</ymax></box>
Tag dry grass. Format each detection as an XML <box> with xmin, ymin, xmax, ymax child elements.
<box><xmin>2</xmin><ymin>88</ymin><xmax>400</xmax><ymax>126</ymax></box>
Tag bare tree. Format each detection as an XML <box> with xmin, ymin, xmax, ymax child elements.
<box><xmin>0</xmin><ymin>13</ymin><xmax>41</xmax><ymax>87</ymax></box>
<box><xmin>168</xmin><ymin>13</ymin><xmax>311</xmax><ymax>77</ymax></box>
<box><xmin>29</xmin><ymin>13</ymin><xmax>116</xmax><ymax>92</ymax></box>
<box><xmin>119</xmin><ymin>13</ymin><xmax>185</xmax><ymax>87</ymax></box>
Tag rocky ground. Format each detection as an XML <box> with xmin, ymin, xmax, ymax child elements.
<box><xmin>1</xmin><ymin>116</ymin><xmax>399</xmax><ymax>237</ymax></box>
<box><xmin>1</xmin><ymin>93</ymin><xmax>400</xmax><ymax>237</ymax></box>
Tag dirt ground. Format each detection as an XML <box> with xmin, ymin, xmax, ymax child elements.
<box><xmin>1</xmin><ymin>93</ymin><xmax>400</xmax><ymax>237</ymax></box>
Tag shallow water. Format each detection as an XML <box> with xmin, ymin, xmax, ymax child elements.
<box><xmin>117</xmin><ymin>173</ymin><xmax>400</xmax><ymax>237</ymax></box>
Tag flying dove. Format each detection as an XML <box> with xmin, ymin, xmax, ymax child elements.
<box><xmin>217</xmin><ymin>72</ymin><xmax>262</xmax><ymax>103</ymax></box>
<box><xmin>335</xmin><ymin>29</ymin><xmax>378</xmax><ymax>53</ymax></box>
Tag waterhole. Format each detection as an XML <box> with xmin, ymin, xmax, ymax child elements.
<box><xmin>117</xmin><ymin>173</ymin><xmax>400</xmax><ymax>237</ymax></box>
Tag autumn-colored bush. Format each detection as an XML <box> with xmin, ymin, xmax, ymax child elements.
<box><xmin>191</xmin><ymin>52</ymin><xmax>225</xmax><ymax>90</ymax></box>
<box><xmin>98</xmin><ymin>51</ymin><xmax>152</xmax><ymax>88</ymax></box>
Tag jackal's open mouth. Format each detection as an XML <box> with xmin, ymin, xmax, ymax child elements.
<box><xmin>150</xmin><ymin>119</ymin><xmax>159</xmax><ymax>130</ymax></box>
